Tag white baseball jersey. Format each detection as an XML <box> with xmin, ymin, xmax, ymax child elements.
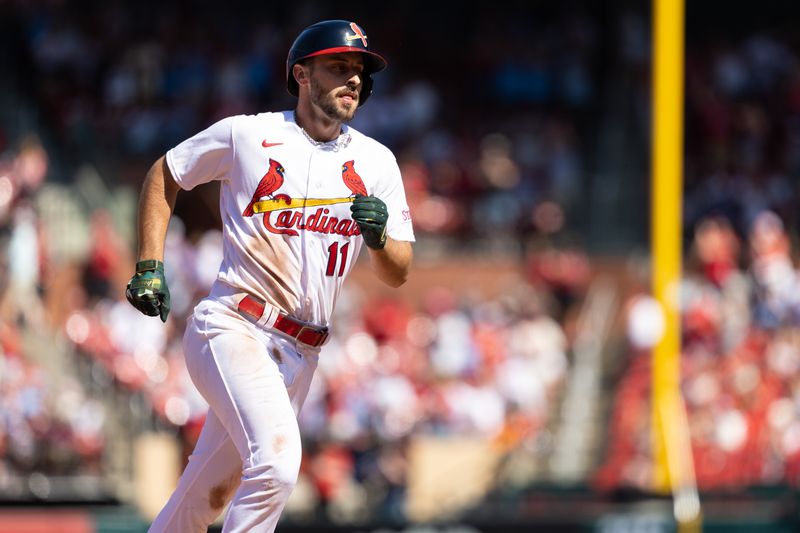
<box><xmin>165</xmin><ymin>111</ymin><xmax>414</xmax><ymax>326</ymax></box>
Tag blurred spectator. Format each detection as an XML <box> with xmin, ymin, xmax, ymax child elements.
<box><xmin>748</xmin><ymin>211</ymin><xmax>800</xmax><ymax>329</ymax></box>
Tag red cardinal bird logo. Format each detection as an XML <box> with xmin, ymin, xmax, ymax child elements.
<box><xmin>243</xmin><ymin>158</ymin><xmax>291</xmax><ymax>216</ymax></box>
<box><xmin>341</xmin><ymin>160</ymin><xmax>368</xmax><ymax>197</ymax></box>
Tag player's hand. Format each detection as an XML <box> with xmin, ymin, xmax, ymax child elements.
<box><xmin>125</xmin><ymin>260</ymin><xmax>171</xmax><ymax>322</ymax></box>
<box><xmin>350</xmin><ymin>194</ymin><xmax>388</xmax><ymax>249</ymax></box>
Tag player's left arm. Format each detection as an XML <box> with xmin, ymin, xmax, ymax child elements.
<box><xmin>350</xmin><ymin>152</ymin><xmax>415</xmax><ymax>287</ymax></box>
<box><xmin>350</xmin><ymin>194</ymin><xmax>413</xmax><ymax>287</ymax></box>
<box><xmin>367</xmin><ymin>238</ymin><xmax>412</xmax><ymax>287</ymax></box>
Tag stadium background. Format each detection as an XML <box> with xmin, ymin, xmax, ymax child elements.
<box><xmin>2</xmin><ymin>0</ymin><xmax>800</xmax><ymax>531</ymax></box>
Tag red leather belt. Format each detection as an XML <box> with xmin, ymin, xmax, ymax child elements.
<box><xmin>237</xmin><ymin>295</ymin><xmax>329</xmax><ymax>347</ymax></box>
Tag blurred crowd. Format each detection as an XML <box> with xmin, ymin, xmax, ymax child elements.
<box><xmin>7</xmin><ymin>0</ymin><xmax>600</xmax><ymax>245</ymax></box>
<box><xmin>597</xmin><ymin>209</ymin><xmax>800</xmax><ymax>492</ymax></box>
<box><xmin>0</xmin><ymin>137</ymin><xmax>109</xmax><ymax>495</ymax></box>
<box><xmin>595</xmin><ymin>18</ymin><xmax>800</xmax><ymax>493</ymax></box>
<box><xmin>682</xmin><ymin>27</ymin><xmax>800</xmax><ymax>235</ymax></box>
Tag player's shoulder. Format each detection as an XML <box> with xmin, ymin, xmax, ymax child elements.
<box><xmin>220</xmin><ymin>111</ymin><xmax>296</xmax><ymax>145</ymax></box>
<box><xmin>345</xmin><ymin>126</ymin><xmax>396</xmax><ymax>162</ymax></box>
<box><xmin>226</xmin><ymin>111</ymin><xmax>292</xmax><ymax>130</ymax></box>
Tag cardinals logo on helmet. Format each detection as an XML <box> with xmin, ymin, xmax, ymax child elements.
<box><xmin>345</xmin><ymin>22</ymin><xmax>368</xmax><ymax>47</ymax></box>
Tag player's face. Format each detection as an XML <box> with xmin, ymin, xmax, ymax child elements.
<box><xmin>308</xmin><ymin>54</ymin><xmax>365</xmax><ymax>123</ymax></box>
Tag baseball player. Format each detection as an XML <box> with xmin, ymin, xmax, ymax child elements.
<box><xmin>125</xmin><ymin>20</ymin><xmax>414</xmax><ymax>532</ymax></box>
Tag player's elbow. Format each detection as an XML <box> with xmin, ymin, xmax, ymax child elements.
<box><xmin>372</xmin><ymin>240</ymin><xmax>412</xmax><ymax>287</ymax></box>
<box><xmin>384</xmin><ymin>270</ymin><xmax>409</xmax><ymax>288</ymax></box>
<box><xmin>375</xmin><ymin>261</ymin><xmax>410</xmax><ymax>287</ymax></box>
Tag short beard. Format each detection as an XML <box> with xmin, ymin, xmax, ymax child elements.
<box><xmin>310</xmin><ymin>77</ymin><xmax>357</xmax><ymax>123</ymax></box>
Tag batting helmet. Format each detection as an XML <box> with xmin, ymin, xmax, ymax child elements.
<box><xmin>286</xmin><ymin>20</ymin><xmax>387</xmax><ymax>106</ymax></box>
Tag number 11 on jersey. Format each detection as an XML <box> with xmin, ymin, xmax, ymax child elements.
<box><xmin>325</xmin><ymin>241</ymin><xmax>350</xmax><ymax>277</ymax></box>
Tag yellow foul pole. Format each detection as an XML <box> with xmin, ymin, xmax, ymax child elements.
<box><xmin>651</xmin><ymin>0</ymin><xmax>701</xmax><ymax>528</ymax></box>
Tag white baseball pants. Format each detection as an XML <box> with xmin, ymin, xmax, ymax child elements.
<box><xmin>148</xmin><ymin>295</ymin><xmax>320</xmax><ymax>533</ymax></box>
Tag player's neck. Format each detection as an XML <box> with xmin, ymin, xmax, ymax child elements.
<box><xmin>294</xmin><ymin>104</ymin><xmax>342</xmax><ymax>143</ymax></box>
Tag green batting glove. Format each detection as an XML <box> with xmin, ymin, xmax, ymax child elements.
<box><xmin>125</xmin><ymin>260</ymin><xmax>171</xmax><ymax>322</ymax></box>
<box><xmin>350</xmin><ymin>194</ymin><xmax>388</xmax><ymax>249</ymax></box>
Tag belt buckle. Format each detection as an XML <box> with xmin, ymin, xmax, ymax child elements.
<box><xmin>297</xmin><ymin>325</ymin><xmax>328</xmax><ymax>347</ymax></box>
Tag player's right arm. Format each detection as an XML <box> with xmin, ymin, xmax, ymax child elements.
<box><xmin>125</xmin><ymin>155</ymin><xmax>180</xmax><ymax>322</ymax></box>
<box><xmin>126</xmin><ymin>115</ymin><xmax>236</xmax><ymax>321</ymax></box>
<box><xmin>137</xmin><ymin>155</ymin><xmax>181</xmax><ymax>262</ymax></box>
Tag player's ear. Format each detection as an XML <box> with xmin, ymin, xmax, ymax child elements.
<box><xmin>293</xmin><ymin>62</ymin><xmax>311</xmax><ymax>88</ymax></box>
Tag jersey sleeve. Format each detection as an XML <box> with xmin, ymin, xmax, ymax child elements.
<box><xmin>375</xmin><ymin>155</ymin><xmax>415</xmax><ymax>242</ymax></box>
<box><xmin>165</xmin><ymin>116</ymin><xmax>236</xmax><ymax>190</ymax></box>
